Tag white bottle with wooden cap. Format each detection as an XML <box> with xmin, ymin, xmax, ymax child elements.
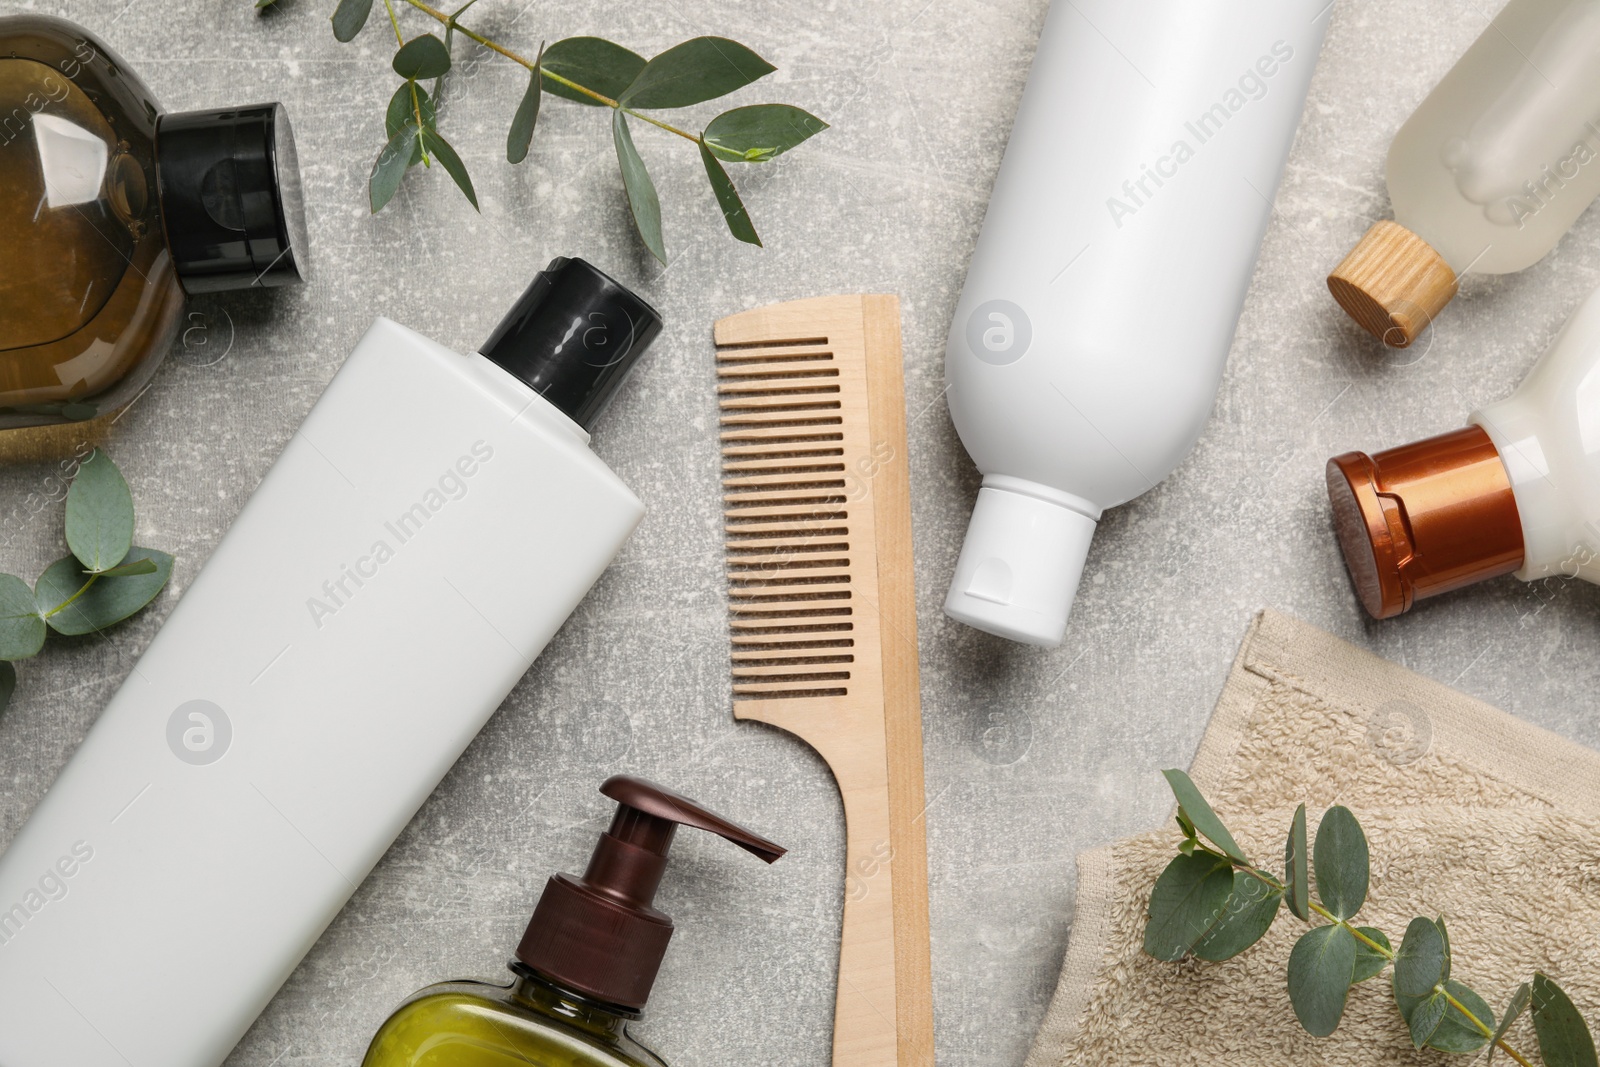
<box><xmin>1329</xmin><ymin>0</ymin><xmax>1600</xmax><ymax>347</ymax></box>
<box><xmin>943</xmin><ymin>0</ymin><xmax>1332</xmax><ymax>647</ymax></box>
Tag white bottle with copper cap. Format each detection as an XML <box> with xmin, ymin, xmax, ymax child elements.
<box><xmin>1328</xmin><ymin>0</ymin><xmax>1600</xmax><ymax>348</ymax></box>
<box><xmin>943</xmin><ymin>0</ymin><xmax>1332</xmax><ymax>646</ymax></box>
<box><xmin>1328</xmin><ymin>284</ymin><xmax>1600</xmax><ymax>618</ymax></box>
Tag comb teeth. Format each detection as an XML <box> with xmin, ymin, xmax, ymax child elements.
<box><xmin>718</xmin><ymin>336</ymin><xmax>855</xmax><ymax>700</ymax></box>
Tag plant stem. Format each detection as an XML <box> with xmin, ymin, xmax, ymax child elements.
<box><xmin>381</xmin><ymin>0</ymin><xmax>404</xmax><ymax>46</ymax></box>
<box><xmin>42</xmin><ymin>574</ymin><xmax>97</xmax><ymax>619</ymax></box>
<box><xmin>396</xmin><ymin>0</ymin><xmax>702</xmax><ymax>143</ymax></box>
<box><xmin>1232</xmin><ymin>858</ymin><xmax>1532</xmax><ymax>1065</ymax></box>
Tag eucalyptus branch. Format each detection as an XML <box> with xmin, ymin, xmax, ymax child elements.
<box><xmin>302</xmin><ymin>0</ymin><xmax>830</xmax><ymax>262</ymax></box>
<box><xmin>1148</xmin><ymin>770</ymin><xmax>1597</xmax><ymax>1067</ymax></box>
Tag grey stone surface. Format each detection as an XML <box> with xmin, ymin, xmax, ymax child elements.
<box><xmin>3</xmin><ymin>0</ymin><xmax>1600</xmax><ymax>1064</ymax></box>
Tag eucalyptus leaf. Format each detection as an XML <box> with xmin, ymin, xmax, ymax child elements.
<box><xmin>386</xmin><ymin>82</ymin><xmax>436</xmax><ymax>167</ymax></box>
<box><xmin>1425</xmin><ymin>980</ymin><xmax>1495</xmax><ymax>1054</ymax></box>
<box><xmin>1142</xmin><ymin>851</ymin><xmax>1234</xmax><ymax>961</ymax></box>
<box><xmin>371</xmin><ymin>122</ymin><xmax>420</xmax><ymax>212</ymax></box>
<box><xmin>1409</xmin><ymin>991</ymin><xmax>1450</xmax><ymax>1049</ymax></box>
<box><xmin>1532</xmin><ymin>972</ymin><xmax>1599</xmax><ymax>1067</ymax></box>
<box><xmin>393</xmin><ymin>33</ymin><xmax>452</xmax><ymax>80</ymax></box>
<box><xmin>699</xmin><ymin>138</ymin><xmax>760</xmax><ymax>246</ymax></box>
<box><xmin>621</xmin><ymin>36</ymin><xmax>774</xmax><ymax>109</ymax></box>
<box><xmin>0</xmin><ymin>660</ymin><xmax>13</xmax><ymax>714</ymax></box>
<box><xmin>506</xmin><ymin>46</ymin><xmax>545</xmax><ymax>165</ymax></box>
<box><xmin>97</xmin><ymin>557</ymin><xmax>158</xmax><ymax>578</ymax></box>
<box><xmin>541</xmin><ymin>37</ymin><xmax>645</xmax><ymax>104</ymax></box>
<box><xmin>1287</xmin><ymin>924</ymin><xmax>1357</xmax><ymax>1037</ymax></box>
<box><xmin>420</xmin><ymin>127</ymin><xmax>478</xmax><ymax>210</ymax></box>
<box><xmin>36</xmin><ymin>550</ymin><xmax>173</xmax><ymax>636</ymax></box>
<box><xmin>1285</xmin><ymin>802</ymin><xmax>1309</xmax><ymax>921</ymax></box>
<box><xmin>331</xmin><ymin>0</ymin><xmax>373</xmax><ymax>42</ymax></box>
<box><xmin>1394</xmin><ymin>916</ymin><xmax>1447</xmax><ymax>999</ymax></box>
<box><xmin>1176</xmin><ymin>809</ymin><xmax>1197</xmax><ymax>840</ymax></box>
<box><xmin>1161</xmin><ymin>769</ymin><xmax>1249</xmax><ymax>864</ymax></box>
<box><xmin>0</xmin><ymin>574</ymin><xmax>45</xmax><ymax>661</ymax></box>
<box><xmin>1191</xmin><ymin>870</ymin><xmax>1282</xmax><ymax>962</ymax></box>
<box><xmin>1313</xmin><ymin>805</ymin><xmax>1369</xmax><ymax>920</ymax></box>
<box><xmin>1438</xmin><ymin>918</ymin><xmax>1452</xmax><ymax>984</ymax></box>
<box><xmin>613</xmin><ymin>111</ymin><xmax>666</xmax><ymax>263</ymax></box>
<box><xmin>1351</xmin><ymin>926</ymin><xmax>1391</xmax><ymax>982</ymax></box>
<box><xmin>1490</xmin><ymin>983</ymin><xmax>1533</xmax><ymax>1063</ymax></box>
<box><xmin>65</xmin><ymin>448</ymin><xmax>134</xmax><ymax>573</ymax></box>
<box><xmin>703</xmin><ymin>103</ymin><xmax>828</xmax><ymax>162</ymax></box>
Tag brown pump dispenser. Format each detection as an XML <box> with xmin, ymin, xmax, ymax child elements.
<box><xmin>515</xmin><ymin>775</ymin><xmax>785</xmax><ymax>1011</ymax></box>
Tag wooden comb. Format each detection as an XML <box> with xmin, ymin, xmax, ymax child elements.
<box><xmin>713</xmin><ymin>295</ymin><xmax>934</xmax><ymax>1067</ymax></box>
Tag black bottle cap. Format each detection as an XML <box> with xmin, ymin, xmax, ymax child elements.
<box><xmin>480</xmin><ymin>258</ymin><xmax>664</xmax><ymax>431</ymax></box>
<box><xmin>155</xmin><ymin>103</ymin><xmax>308</xmax><ymax>294</ymax></box>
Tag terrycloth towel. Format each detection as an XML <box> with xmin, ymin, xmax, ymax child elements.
<box><xmin>1027</xmin><ymin>609</ymin><xmax>1600</xmax><ymax>1067</ymax></box>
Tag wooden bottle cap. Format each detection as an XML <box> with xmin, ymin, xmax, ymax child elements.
<box><xmin>1326</xmin><ymin>220</ymin><xmax>1458</xmax><ymax>348</ymax></box>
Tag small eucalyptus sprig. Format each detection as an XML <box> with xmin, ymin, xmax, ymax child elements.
<box><xmin>0</xmin><ymin>450</ymin><xmax>175</xmax><ymax>714</ymax></box>
<box><xmin>1145</xmin><ymin>769</ymin><xmax>1598</xmax><ymax>1067</ymax></box>
<box><xmin>309</xmin><ymin>0</ymin><xmax>828</xmax><ymax>262</ymax></box>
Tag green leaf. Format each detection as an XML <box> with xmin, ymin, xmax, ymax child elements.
<box><xmin>1437</xmin><ymin>918</ymin><xmax>1452</xmax><ymax>983</ymax></box>
<box><xmin>506</xmin><ymin>46</ymin><xmax>544</xmax><ymax>165</ymax></box>
<box><xmin>1533</xmin><ymin>972</ymin><xmax>1600</xmax><ymax>1067</ymax></box>
<box><xmin>703</xmin><ymin>104</ymin><xmax>828</xmax><ymax>162</ymax></box>
<box><xmin>699</xmin><ymin>138</ymin><xmax>760</xmax><ymax>246</ymax></box>
<box><xmin>1351</xmin><ymin>926</ymin><xmax>1391</xmax><ymax>982</ymax></box>
<box><xmin>1160</xmin><ymin>769</ymin><xmax>1249</xmax><ymax>864</ymax></box>
<box><xmin>612</xmin><ymin>112</ymin><xmax>666</xmax><ymax>264</ymax></box>
<box><xmin>370</xmin><ymin>121</ymin><xmax>419</xmax><ymax>213</ymax></box>
<box><xmin>1287</xmin><ymin>924</ymin><xmax>1357</xmax><ymax>1037</ymax></box>
<box><xmin>621</xmin><ymin>37</ymin><xmax>775</xmax><ymax>109</ymax></box>
<box><xmin>419</xmin><ymin>126</ymin><xmax>478</xmax><ymax>210</ymax></box>
<box><xmin>331</xmin><ymin>0</ymin><xmax>373</xmax><ymax>42</ymax></box>
<box><xmin>0</xmin><ymin>660</ymin><xmax>13</xmax><ymax>714</ymax></box>
<box><xmin>1425</xmin><ymin>980</ymin><xmax>1495</xmax><ymax>1054</ymax></box>
<box><xmin>541</xmin><ymin>37</ymin><xmax>645</xmax><ymax>105</ymax></box>
<box><xmin>1285</xmin><ymin>802</ymin><xmax>1309</xmax><ymax>921</ymax></box>
<box><xmin>393</xmin><ymin>33</ymin><xmax>452</xmax><ymax>80</ymax></box>
<box><xmin>1176</xmin><ymin>809</ymin><xmax>1197</xmax><ymax>839</ymax></box>
<box><xmin>1490</xmin><ymin>983</ymin><xmax>1533</xmax><ymax>1063</ymax></box>
<box><xmin>0</xmin><ymin>574</ymin><xmax>47</xmax><ymax>661</ymax></box>
<box><xmin>65</xmin><ymin>448</ymin><xmax>134</xmax><ymax>573</ymax></box>
<box><xmin>1312</xmin><ymin>805</ymin><xmax>1368</xmax><ymax>920</ymax></box>
<box><xmin>386</xmin><ymin>82</ymin><xmax>436</xmax><ymax>166</ymax></box>
<box><xmin>1177</xmin><ymin>837</ymin><xmax>1197</xmax><ymax>856</ymax></box>
<box><xmin>1191</xmin><ymin>870</ymin><xmax>1282</xmax><ymax>962</ymax></box>
<box><xmin>35</xmin><ymin>549</ymin><xmax>173</xmax><ymax>636</ymax></box>
<box><xmin>1409</xmin><ymin>991</ymin><xmax>1450</xmax><ymax>1049</ymax></box>
<box><xmin>1393</xmin><ymin>916</ymin><xmax>1447</xmax><ymax>998</ymax></box>
<box><xmin>1141</xmin><ymin>851</ymin><xmax>1234</xmax><ymax>961</ymax></box>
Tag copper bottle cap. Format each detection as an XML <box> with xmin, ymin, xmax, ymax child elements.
<box><xmin>1325</xmin><ymin>425</ymin><xmax>1524</xmax><ymax>619</ymax></box>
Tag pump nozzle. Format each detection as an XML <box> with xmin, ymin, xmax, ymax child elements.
<box><xmin>515</xmin><ymin>775</ymin><xmax>784</xmax><ymax>1010</ymax></box>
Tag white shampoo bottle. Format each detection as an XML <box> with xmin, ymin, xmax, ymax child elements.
<box><xmin>942</xmin><ymin>0</ymin><xmax>1332</xmax><ymax>646</ymax></box>
<box><xmin>0</xmin><ymin>257</ymin><xmax>662</xmax><ymax>1067</ymax></box>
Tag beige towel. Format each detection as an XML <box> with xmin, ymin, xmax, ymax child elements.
<box><xmin>1027</xmin><ymin>610</ymin><xmax>1600</xmax><ymax>1067</ymax></box>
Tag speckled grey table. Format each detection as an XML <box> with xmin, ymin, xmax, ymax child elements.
<box><xmin>2</xmin><ymin>1</ymin><xmax>1598</xmax><ymax>1065</ymax></box>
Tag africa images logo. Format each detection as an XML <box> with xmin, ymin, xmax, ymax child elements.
<box><xmin>965</xmin><ymin>299</ymin><xmax>1033</xmax><ymax>365</ymax></box>
<box><xmin>167</xmin><ymin>700</ymin><xmax>233</xmax><ymax>765</ymax></box>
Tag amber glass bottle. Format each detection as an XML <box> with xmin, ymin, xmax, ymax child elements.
<box><xmin>0</xmin><ymin>14</ymin><xmax>306</xmax><ymax>430</ymax></box>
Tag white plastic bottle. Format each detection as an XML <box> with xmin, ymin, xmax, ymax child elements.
<box><xmin>1329</xmin><ymin>0</ymin><xmax>1600</xmax><ymax>347</ymax></box>
<box><xmin>942</xmin><ymin>0</ymin><xmax>1332</xmax><ymax>646</ymax></box>
<box><xmin>0</xmin><ymin>257</ymin><xmax>661</xmax><ymax>1067</ymax></box>
<box><xmin>1327</xmin><ymin>283</ymin><xmax>1600</xmax><ymax>618</ymax></box>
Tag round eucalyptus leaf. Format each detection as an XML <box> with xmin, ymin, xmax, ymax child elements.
<box><xmin>331</xmin><ymin>0</ymin><xmax>373</xmax><ymax>42</ymax></box>
<box><xmin>393</xmin><ymin>33</ymin><xmax>452</xmax><ymax>80</ymax></box>
<box><xmin>1393</xmin><ymin>916</ymin><xmax>1447</xmax><ymax>999</ymax></box>
<box><xmin>1313</xmin><ymin>805</ymin><xmax>1369</xmax><ymax>920</ymax></box>
<box><xmin>1426</xmin><ymin>980</ymin><xmax>1495</xmax><ymax>1054</ymax></box>
<box><xmin>36</xmin><ymin>549</ymin><xmax>173</xmax><ymax>636</ymax></box>
<box><xmin>0</xmin><ymin>574</ymin><xmax>46</xmax><ymax>661</ymax></box>
<box><xmin>1287</xmin><ymin>924</ymin><xmax>1357</xmax><ymax>1037</ymax></box>
<box><xmin>1191</xmin><ymin>870</ymin><xmax>1282</xmax><ymax>962</ymax></box>
<box><xmin>1285</xmin><ymin>802</ymin><xmax>1309</xmax><ymax>921</ymax></box>
<box><xmin>1142</xmin><ymin>851</ymin><xmax>1234</xmax><ymax>962</ymax></box>
<box><xmin>1351</xmin><ymin>926</ymin><xmax>1391</xmax><ymax>983</ymax></box>
<box><xmin>65</xmin><ymin>448</ymin><xmax>134</xmax><ymax>573</ymax></box>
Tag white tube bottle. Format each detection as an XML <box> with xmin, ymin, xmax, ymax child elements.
<box><xmin>1327</xmin><ymin>283</ymin><xmax>1600</xmax><ymax>619</ymax></box>
<box><xmin>1329</xmin><ymin>0</ymin><xmax>1600</xmax><ymax>347</ymax></box>
<box><xmin>943</xmin><ymin>0</ymin><xmax>1332</xmax><ymax>646</ymax></box>
<box><xmin>0</xmin><ymin>257</ymin><xmax>662</xmax><ymax>1067</ymax></box>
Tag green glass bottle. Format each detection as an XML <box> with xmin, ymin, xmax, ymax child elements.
<box><xmin>360</xmin><ymin>776</ymin><xmax>785</xmax><ymax>1067</ymax></box>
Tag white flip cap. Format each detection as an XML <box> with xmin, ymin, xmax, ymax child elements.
<box><xmin>943</xmin><ymin>479</ymin><xmax>1099</xmax><ymax>647</ymax></box>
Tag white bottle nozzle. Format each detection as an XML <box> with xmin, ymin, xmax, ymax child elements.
<box><xmin>943</xmin><ymin>479</ymin><xmax>1098</xmax><ymax>648</ymax></box>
